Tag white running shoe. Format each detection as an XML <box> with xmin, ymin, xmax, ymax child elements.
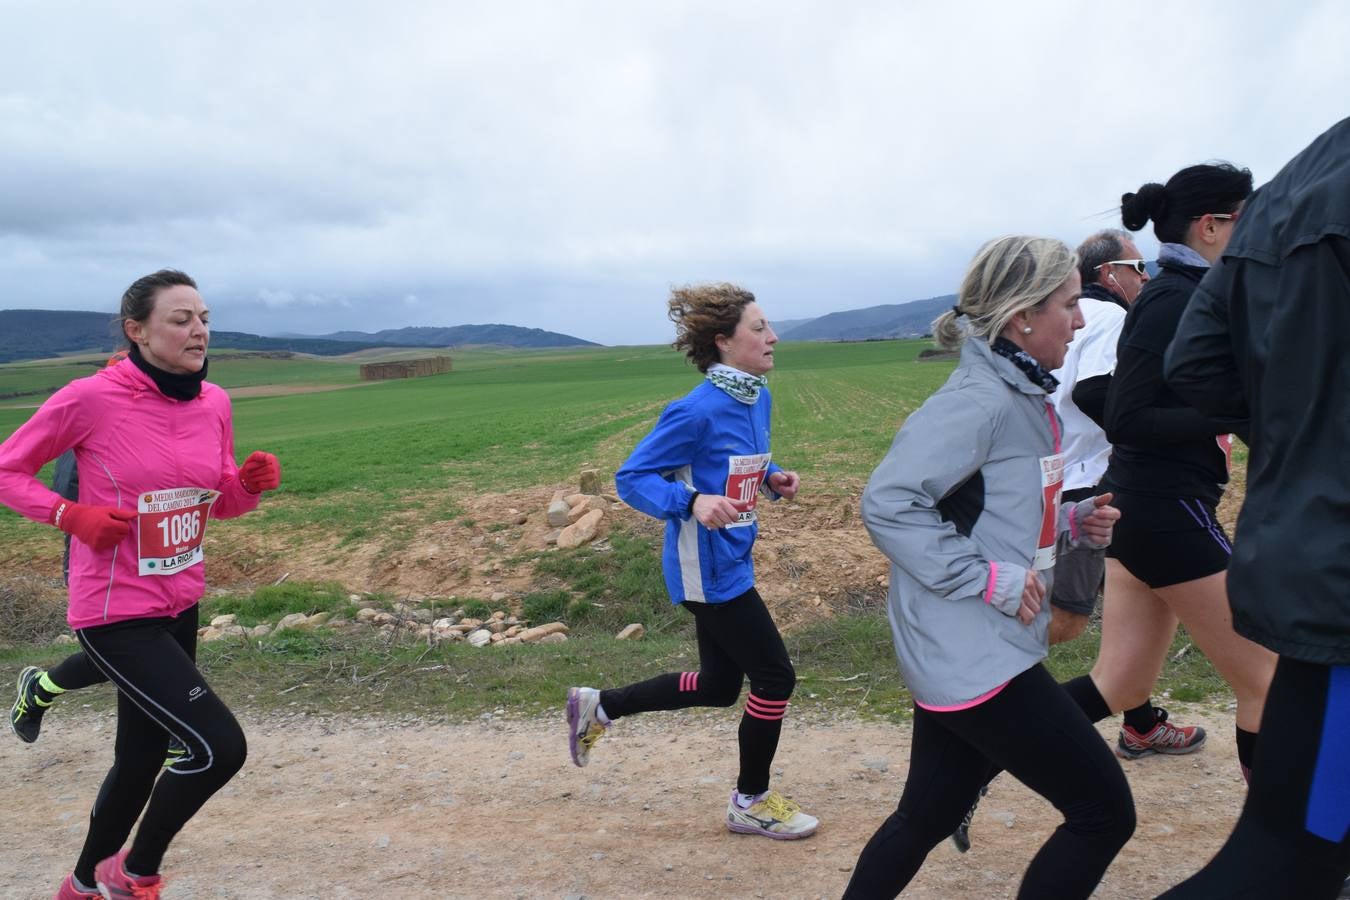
<box><xmin>726</xmin><ymin>790</ymin><xmax>819</xmax><ymax>840</ymax></box>
<box><xmin>566</xmin><ymin>686</ymin><xmax>607</xmax><ymax>767</ymax></box>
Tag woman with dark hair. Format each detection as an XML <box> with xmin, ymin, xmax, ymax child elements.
<box><xmin>0</xmin><ymin>270</ymin><xmax>281</xmax><ymax>898</ymax></box>
<box><xmin>566</xmin><ymin>283</ymin><xmax>818</xmax><ymax>840</ymax></box>
<box><xmin>845</xmin><ymin>236</ymin><xmax>1134</xmax><ymax>898</ymax></box>
<box><xmin>1065</xmin><ymin>162</ymin><xmax>1277</xmax><ymax>782</ymax></box>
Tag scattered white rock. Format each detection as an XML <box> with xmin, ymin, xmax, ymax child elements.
<box><xmin>546</xmin><ymin>499</ymin><xmax>572</xmax><ymax>527</ymax></box>
<box><xmin>210</xmin><ymin>614</ymin><xmax>237</xmax><ymax>627</ymax></box>
<box><xmin>538</xmin><ymin>632</ymin><xmax>568</xmax><ymax>644</ymax></box>
<box><xmin>616</xmin><ymin>623</ymin><xmax>646</xmax><ymax>641</ymax></box>
<box><xmin>467</xmin><ymin>629</ymin><xmax>493</xmax><ymax>647</ymax></box>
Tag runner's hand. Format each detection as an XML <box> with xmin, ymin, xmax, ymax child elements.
<box><xmin>1074</xmin><ymin>492</ymin><xmax>1119</xmax><ymax>545</ymax></box>
<box><xmin>767</xmin><ymin>470</ymin><xmax>800</xmax><ymax>500</ymax></box>
<box><xmin>1017</xmin><ymin>570</ymin><xmax>1045</xmax><ymax>625</ymax></box>
<box><xmin>692</xmin><ymin>493</ymin><xmax>741</xmax><ymax>529</ymax></box>
<box><xmin>49</xmin><ymin>501</ymin><xmax>136</xmax><ymax>551</ymax></box>
<box><xmin>239</xmin><ymin>451</ymin><xmax>282</xmax><ymax>494</ymax></box>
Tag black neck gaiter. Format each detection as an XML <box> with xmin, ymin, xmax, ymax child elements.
<box><xmin>128</xmin><ymin>343</ymin><xmax>207</xmax><ymax>401</ymax></box>
<box><xmin>991</xmin><ymin>336</ymin><xmax>1060</xmax><ymax>394</ymax></box>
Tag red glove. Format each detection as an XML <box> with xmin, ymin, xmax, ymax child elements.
<box><xmin>239</xmin><ymin>451</ymin><xmax>281</xmax><ymax>494</ymax></box>
<box><xmin>49</xmin><ymin>500</ymin><xmax>136</xmax><ymax>551</ymax></box>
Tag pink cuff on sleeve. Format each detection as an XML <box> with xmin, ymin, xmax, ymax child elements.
<box><xmin>1068</xmin><ymin>504</ymin><xmax>1081</xmax><ymax>542</ymax></box>
<box><xmin>983</xmin><ymin>561</ymin><xmax>998</xmax><ymax>604</ymax></box>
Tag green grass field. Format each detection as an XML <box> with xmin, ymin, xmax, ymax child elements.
<box><xmin>0</xmin><ymin>341</ymin><xmax>951</xmax><ymax>539</ymax></box>
<box><xmin>0</xmin><ymin>341</ymin><xmax>1234</xmax><ymax>720</ymax></box>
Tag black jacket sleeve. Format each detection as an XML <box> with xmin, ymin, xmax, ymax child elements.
<box><xmin>1164</xmin><ymin>262</ymin><xmax>1253</xmax><ymax>436</ymax></box>
<box><xmin>1104</xmin><ymin>344</ymin><xmax>1239</xmax><ymax>445</ymax></box>
<box><xmin>1072</xmin><ymin>375</ymin><xmax>1110</xmax><ymax>430</ymax></box>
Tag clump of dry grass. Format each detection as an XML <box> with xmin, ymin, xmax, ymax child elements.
<box><xmin>0</xmin><ymin>577</ymin><xmax>68</xmax><ymax>646</ymax></box>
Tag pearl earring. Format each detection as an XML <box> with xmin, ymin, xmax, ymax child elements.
<box><xmin>1022</xmin><ymin>326</ymin><xmax>1033</xmax><ymax>334</ymax></box>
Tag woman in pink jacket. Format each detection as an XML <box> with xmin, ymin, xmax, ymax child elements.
<box><xmin>0</xmin><ymin>270</ymin><xmax>281</xmax><ymax>899</ymax></box>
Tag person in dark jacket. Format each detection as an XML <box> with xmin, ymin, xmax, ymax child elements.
<box><xmin>1158</xmin><ymin>117</ymin><xmax>1350</xmax><ymax>900</ymax></box>
<box><xmin>1059</xmin><ymin>162</ymin><xmax>1278</xmax><ymax>785</ymax></box>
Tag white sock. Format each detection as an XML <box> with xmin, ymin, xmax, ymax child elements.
<box><xmin>596</xmin><ymin>702</ymin><xmax>612</xmax><ymax>726</ymax></box>
<box><xmin>73</xmin><ymin>874</ymin><xmax>97</xmax><ymax>892</ymax></box>
<box><xmin>734</xmin><ymin>790</ymin><xmax>766</xmax><ymax>810</ymax></box>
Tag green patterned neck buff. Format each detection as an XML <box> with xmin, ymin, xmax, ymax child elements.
<box><xmin>706</xmin><ymin>363</ymin><xmax>767</xmax><ymax>405</ymax></box>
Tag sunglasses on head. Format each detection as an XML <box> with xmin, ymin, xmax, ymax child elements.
<box><xmin>1094</xmin><ymin>259</ymin><xmax>1148</xmax><ymax>275</ymax></box>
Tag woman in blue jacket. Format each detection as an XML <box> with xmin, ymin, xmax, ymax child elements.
<box><xmin>567</xmin><ymin>282</ymin><xmax>817</xmax><ymax>840</ymax></box>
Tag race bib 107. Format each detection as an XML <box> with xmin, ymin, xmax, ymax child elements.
<box><xmin>137</xmin><ymin>487</ymin><xmax>220</xmax><ymax>576</ymax></box>
<box><xmin>724</xmin><ymin>453</ymin><xmax>771</xmax><ymax>529</ymax></box>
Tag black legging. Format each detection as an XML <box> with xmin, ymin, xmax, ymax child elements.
<box><xmin>844</xmin><ymin>664</ymin><xmax>1136</xmax><ymax>900</ymax></box>
<box><xmin>1158</xmin><ymin>656</ymin><xmax>1350</xmax><ymax>899</ymax></box>
<box><xmin>48</xmin><ymin>648</ymin><xmax>107</xmax><ymax>692</ymax></box>
<box><xmin>600</xmin><ymin>586</ymin><xmax>795</xmax><ymax>795</ymax></box>
<box><xmin>71</xmin><ymin>605</ymin><xmax>246</xmax><ymax>883</ymax></box>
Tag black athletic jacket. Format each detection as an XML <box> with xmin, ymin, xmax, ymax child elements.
<box><xmin>1165</xmin><ymin>117</ymin><xmax>1350</xmax><ymax>665</ymax></box>
<box><xmin>1100</xmin><ymin>262</ymin><xmax>1241</xmax><ymax>506</ymax></box>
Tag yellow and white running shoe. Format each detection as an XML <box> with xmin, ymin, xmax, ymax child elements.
<box><xmin>726</xmin><ymin>790</ymin><xmax>819</xmax><ymax>840</ymax></box>
<box><xmin>566</xmin><ymin>686</ymin><xmax>607</xmax><ymax>767</ymax></box>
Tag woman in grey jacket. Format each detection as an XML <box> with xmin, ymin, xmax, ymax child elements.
<box><xmin>843</xmin><ymin>236</ymin><xmax>1135</xmax><ymax>899</ymax></box>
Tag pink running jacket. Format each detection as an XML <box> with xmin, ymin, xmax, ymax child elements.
<box><xmin>0</xmin><ymin>359</ymin><xmax>260</xmax><ymax>628</ymax></box>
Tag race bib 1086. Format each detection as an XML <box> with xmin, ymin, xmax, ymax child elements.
<box><xmin>724</xmin><ymin>453</ymin><xmax>772</xmax><ymax>529</ymax></box>
<box><xmin>137</xmin><ymin>487</ymin><xmax>220</xmax><ymax>576</ymax></box>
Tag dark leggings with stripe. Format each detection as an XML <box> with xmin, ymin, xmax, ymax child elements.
<box><xmin>72</xmin><ymin>605</ymin><xmax>246</xmax><ymax>882</ymax></box>
<box><xmin>1159</xmin><ymin>656</ymin><xmax>1350</xmax><ymax>899</ymax></box>
<box><xmin>599</xmin><ymin>586</ymin><xmax>794</xmax><ymax>795</ymax></box>
<box><xmin>843</xmin><ymin>664</ymin><xmax>1135</xmax><ymax>900</ymax></box>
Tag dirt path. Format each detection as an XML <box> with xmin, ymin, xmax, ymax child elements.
<box><xmin>1</xmin><ymin>704</ymin><xmax>1243</xmax><ymax>899</ymax></box>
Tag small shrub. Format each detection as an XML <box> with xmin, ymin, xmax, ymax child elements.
<box><xmin>204</xmin><ymin>581</ymin><xmax>348</xmax><ymax>625</ymax></box>
<box><xmin>522</xmin><ymin>590</ymin><xmax>570</xmax><ymax>624</ymax></box>
<box><xmin>461</xmin><ymin>599</ymin><xmax>491</xmax><ymax>619</ymax></box>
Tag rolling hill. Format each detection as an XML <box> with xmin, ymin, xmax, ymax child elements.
<box><xmin>312</xmin><ymin>325</ymin><xmax>599</xmax><ymax>348</ymax></box>
<box><xmin>0</xmin><ymin>311</ymin><xmax>596</xmax><ymax>363</ymax></box>
<box><xmin>777</xmin><ymin>294</ymin><xmax>957</xmax><ymax>341</ymax></box>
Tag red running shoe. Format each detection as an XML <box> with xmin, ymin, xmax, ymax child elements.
<box><xmin>1115</xmin><ymin>708</ymin><xmax>1206</xmax><ymax>760</ymax></box>
<box><xmin>52</xmin><ymin>873</ymin><xmax>100</xmax><ymax>899</ymax></box>
<box><xmin>94</xmin><ymin>850</ymin><xmax>163</xmax><ymax>898</ymax></box>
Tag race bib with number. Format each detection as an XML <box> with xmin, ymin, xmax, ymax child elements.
<box><xmin>723</xmin><ymin>453</ymin><xmax>772</xmax><ymax>529</ymax></box>
<box><xmin>137</xmin><ymin>487</ymin><xmax>220</xmax><ymax>576</ymax></box>
<box><xmin>1034</xmin><ymin>453</ymin><xmax>1065</xmax><ymax>571</ymax></box>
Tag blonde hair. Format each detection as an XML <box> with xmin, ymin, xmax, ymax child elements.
<box><xmin>667</xmin><ymin>282</ymin><xmax>757</xmax><ymax>372</ymax></box>
<box><xmin>932</xmin><ymin>236</ymin><xmax>1078</xmax><ymax>351</ymax></box>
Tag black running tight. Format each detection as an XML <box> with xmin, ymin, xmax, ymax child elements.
<box><xmin>72</xmin><ymin>605</ymin><xmax>246</xmax><ymax>883</ymax></box>
<box><xmin>843</xmin><ymin>664</ymin><xmax>1135</xmax><ymax>900</ymax></box>
<box><xmin>599</xmin><ymin>587</ymin><xmax>794</xmax><ymax>795</ymax></box>
<box><xmin>48</xmin><ymin>648</ymin><xmax>107</xmax><ymax>692</ymax></box>
<box><xmin>1158</xmin><ymin>656</ymin><xmax>1350</xmax><ymax>899</ymax></box>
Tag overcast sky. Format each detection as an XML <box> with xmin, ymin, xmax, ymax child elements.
<box><xmin>1</xmin><ymin>2</ymin><xmax>1345</xmax><ymax>345</ymax></box>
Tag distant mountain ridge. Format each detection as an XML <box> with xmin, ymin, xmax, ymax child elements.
<box><xmin>778</xmin><ymin>294</ymin><xmax>956</xmax><ymax>341</ymax></box>
<box><xmin>311</xmin><ymin>324</ymin><xmax>598</xmax><ymax>348</ymax></box>
<box><xmin>0</xmin><ymin>311</ymin><xmax>596</xmax><ymax>363</ymax></box>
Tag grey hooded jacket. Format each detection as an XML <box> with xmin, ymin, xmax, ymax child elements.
<box><xmin>863</xmin><ymin>338</ymin><xmax>1104</xmax><ymax>707</ymax></box>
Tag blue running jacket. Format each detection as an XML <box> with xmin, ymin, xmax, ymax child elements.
<box><xmin>616</xmin><ymin>380</ymin><xmax>783</xmax><ymax>604</ymax></box>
